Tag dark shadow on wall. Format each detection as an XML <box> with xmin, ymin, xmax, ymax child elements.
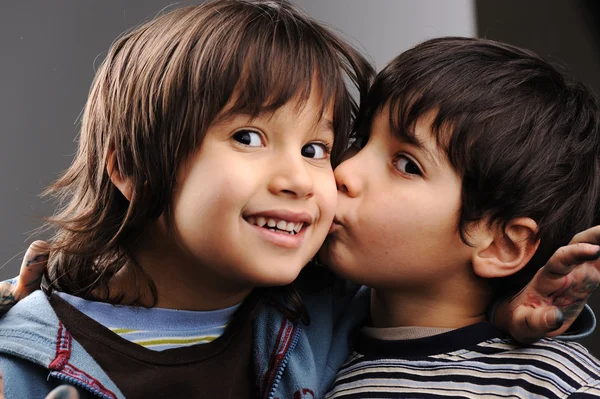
<box><xmin>476</xmin><ymin>0</ymin><xmax>600</xmax><ymax>356</ymax></box>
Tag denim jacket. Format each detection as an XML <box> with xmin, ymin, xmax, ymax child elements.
<box><xmin>0</xmin><ymin>273</ymin><xmax>370</xmax><ymax>399</ymax></box>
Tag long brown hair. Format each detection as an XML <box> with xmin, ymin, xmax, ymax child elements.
<box><xmin>43</xmin><ymin>0</ymin><xmax>374</xmax><ymax>305</ymax></box>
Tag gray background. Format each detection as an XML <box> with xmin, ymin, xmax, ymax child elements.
<box><xmin>1</xmin><ymin>1</ymin><xmax>598</xmax><ymax>354</ymax></box>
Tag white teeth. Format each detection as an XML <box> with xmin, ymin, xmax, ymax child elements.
<box><xmin>293</xmin><ymin>223</ymin><xmax>303</xmax><ymax>233</ymax></box>
<box><xmin>276</xmin><ymin>220</ymin><xmax>287</xmax><ymax>230</ymax></box>
<box><xmin>247</xmin><ymin>216</ymin><xmax>306</xmax><ymax>234</ymax></box>
<box><xmin>284</xmin><ymin>222</ymin><xmax>295</xmax><ymax>232</ymax></box>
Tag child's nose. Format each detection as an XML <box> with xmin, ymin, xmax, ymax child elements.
<box><xmin>334</xmin><ymin>155</ymin><xmax>362</xmax><ymax>197</ymax></box>
<box><xmin>268</xmin><ymin>155</ymin><xmax>314</xmax><ymax>198</ymax></box>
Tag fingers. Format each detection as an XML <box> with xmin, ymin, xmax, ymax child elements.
<box><xmin>543</xmin><ymin>243</ymin><xmax>600</xmax><ymax>277</ymax></box>
<box><xmin>14</xmin><ymin>240</ymin><xmax>49</xmax><ymax>299</ymax></box>
<box><xmin>509</xmin><ymin>305</ymin><xmax>564</xmax><ymax>344</ymax></box>
<box><xmin>0</xmin><ymin>241</ymin><xmax>49</xmax><ymax>315</ymax></box>
<box><xmin>570</xmin><ymin>225</ymin><xmax>600</xmax><ymax>246</ymax></box>
<box><xmin>535</xmin><ymin>243</ymin><xmax>600</xmax><ymax>298</ymax></box>
<box><xmin>500</xmin><ymin>228</ymin><xmax>600</xmax><ymax>342</ymax></box>
<box><xmin>45</xmin><ymin>385</ymin><xmax>80</xmax><ymax>399</ymax></box>
<box><xmin>0</xmin><ymin>279</ymin><xmax>18</xmax><ymax>314</ymax></box>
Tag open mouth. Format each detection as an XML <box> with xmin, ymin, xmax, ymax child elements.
<box><xmin>245</xmin><ymin>216</ymin><xmax>305</xmax><ymax>235</ymax></box>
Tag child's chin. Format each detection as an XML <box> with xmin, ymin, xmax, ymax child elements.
<box><xmin>254</xmin><ymin>267</ymin><xmax>303</xmax><ymax>287</ymax></box>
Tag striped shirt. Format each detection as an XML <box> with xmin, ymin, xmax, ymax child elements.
<box><xmin>56</xmin><ymin>291</ymin><xmax>239</xmax><ymax>351</ymax></box>
<box><xmin>326</xmin><ymin>322</ymin><xmax>600</xmax><ymax>398</ymax></box>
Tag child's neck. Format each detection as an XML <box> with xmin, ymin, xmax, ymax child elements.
<box><xmin>368</xmin><ymin>278</ymin><xmax>494</xmax><ymax>330</ymax></box>
<box><xmin>105</xmin><ymin>230</ymin><xmax>251</xmax><ymax>311</ymax></box>
<box><xmin>108</xmin><ymin>261</ymin><xmax>251</xmax><ymax>311</ymax></box>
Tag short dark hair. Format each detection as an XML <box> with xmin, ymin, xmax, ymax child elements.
<box><xmin>356</xmin><ymin>37</ymin><xmax>600</xmax><ymax>293</ymax></box>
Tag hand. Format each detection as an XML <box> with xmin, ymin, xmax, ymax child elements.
<box><xmin>495</xmin><ymin>225</ymin><xmax>600</xmax><ymax>343</ymax></box>
<box><xmin>0</xmin><ymin>241</ymin><xmax>49</xmax><ymax>314</ymax></box>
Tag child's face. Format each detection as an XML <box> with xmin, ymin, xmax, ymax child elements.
<box><xmin>165</xmin><ymin>89</ymin><xmax>337</xmax><ymax>289</ymax></box>
<box><xmin>320</xmin><ymin>108</ymin><xmax>473</xmax><ymax>289</ymax></box>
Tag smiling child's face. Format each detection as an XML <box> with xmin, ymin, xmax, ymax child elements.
<box><xmin>161</xmin><ymin>88</ymin><xmax>337</xmax><ymax>291</ymax></box>
<box><xmin>320</xmin><ymin>108</ymin><xmax>473</xmax><ymax>291</ymax></box>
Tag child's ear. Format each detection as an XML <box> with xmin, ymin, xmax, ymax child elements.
<box><xmin>472</xmin><ymin>218</ymin><xmax>540</xmax><ymax>279</ymax></box>
<box><xmin>106</xmin><ymin>151</ymin><xmax>133</xmax><ymax>201</ymax></box>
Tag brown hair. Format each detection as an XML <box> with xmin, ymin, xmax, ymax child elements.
<box><xmin>356</xmin><ymin>37</ymin><xmax>600</xmax><ymax>294</ymax></box>
<box><xmin>43</xmin><ymin>0</ymin><xmax>373</xmax><ymax>305</ymax></box>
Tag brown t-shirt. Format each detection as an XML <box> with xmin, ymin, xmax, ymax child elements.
<box><xmin>49</xmin><ymin>293</ymin><xmax>259</xmax><ymax>398</ymax></box>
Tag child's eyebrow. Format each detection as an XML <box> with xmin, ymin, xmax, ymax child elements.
<box><xmin>214</xmin><ymin>111</ymin><xmax>335</xmax><ymax>140</ymax></box>
<box><xmin>318</xmin><ymin>118</ymin><xmax>335</xmax><ymax>141</ymax></box>
<box><xmin>393</xmin><ymin>129</ymin><xmax>442</xmax><ymax>168</ymax></box>
<box><xmin>212</xmin><ymin>111</ymin><xmax>255</xmax><ymax>126</ymax></box>
<box><xmin>322</xmin><ymin>118</ymin><xmax>333</xmax><ymax>131</ymax></box>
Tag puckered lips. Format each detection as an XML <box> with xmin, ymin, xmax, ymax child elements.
<box><xmin>243</xmin><ymin>210</ymin><xmax>313</xmax><ymax>249</ymax></box>
<box><xmin>329</xmin><ymin>216</ymin><xmax>344</xmax><ymax>234</ymax></box>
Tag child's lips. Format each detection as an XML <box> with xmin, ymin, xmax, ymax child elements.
<box><xmin>248</xmin><ymin>221</ymin><xmax>307</xmax><ymax>248</ymax></box>
<box><xmin>329</xmin><ymin>218</ymin><xmax>344</xmax><ymax>233</ymax></box>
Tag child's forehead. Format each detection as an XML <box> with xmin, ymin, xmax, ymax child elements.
<box><xmin>212</xmin><ymin>94</ymin><xmax>335</xmax><ymax>136</ymax></box>
<box><xmin>376</xmin><ymin>104</ymin><xmax>442</xmax><ymax>140</ymax></box>
<box><xmin>372</xmin><ymin>105</ymin><xmax>451</xmax><ymax>164</ymax></box>
<box><xmin>217</xmin><ymin>83</ymin><xmax>333</xmax><ymax>120</ymax></box>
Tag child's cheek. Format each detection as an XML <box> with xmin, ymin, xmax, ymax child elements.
<box><xmin>316</xmin><ymin>168</ymin><xmax>338</xmax><ymax>227</ymax></box>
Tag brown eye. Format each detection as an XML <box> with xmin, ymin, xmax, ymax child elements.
<box><xmin>301</xmin><ymin>143</ymin><xmax>329</xmax><ymax>159</ymax></box>
<box><xmin>233</xmin><ymin>130</ymin><xmax>262</xmax><ymax>147</ymax></box>
<box><xmin>394</xmin><ymin>155</ymin><xmax>422</xmax><ymax>175</ymax></box>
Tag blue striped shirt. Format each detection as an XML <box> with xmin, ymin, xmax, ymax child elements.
<box><xmin>326</xmin><ymin>322</ymin><xmax>600</xmax><ymax>398</ymax></box>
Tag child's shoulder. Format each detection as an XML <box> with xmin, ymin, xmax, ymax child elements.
<box><xmin>484</xmin><ymin>335</ymin><xmax>600</xmax><ymax>366</ymax></box>
<box><xmin>0</xmin><ymin>292</ymin><xmax>91</xmax><ymax>399</ymax></box>
<box><xmin>0</xmin><ymin>354</ymin><xmax>60</xmax><ymax>399</ymax></box>
<box><xmin>331</xmin><ymin>329</ymin><xmax>600</xmax><ymax>399</ymax></box>
<box><xmin>0</xmin><ymin>290</ymin><xmax>59</xmax><ymax>341</ymax></box>
<box><xmin>0</xmin><ymin>354</ymin><xmax>99</xmax><ymax>399</ymax></box>
<box><xmin>472</xmin><ymin>334</ymin><xmax>600</xmax><ymax>370</ymax></box>
<box><xmin>475</xmin><ymin>336</ymin><xmax>600</xmax><ymax>395</ymax></box>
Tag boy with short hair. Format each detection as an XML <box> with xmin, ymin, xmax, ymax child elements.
<box><xmin>323</xmin><ymin>37</ymin><xmax>600</xmax><ymax>398</ymax></box>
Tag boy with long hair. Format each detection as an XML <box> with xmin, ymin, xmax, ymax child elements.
<box><xmin>0</xmin><ymin>1</ymin><xmax>371</xmax><ymax>397</ymax></box>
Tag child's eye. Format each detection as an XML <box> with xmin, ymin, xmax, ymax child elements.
<box><xmin>233</xmin><ymin>130</ymin><xmax>263</xmax><ymax>147</ymax></box>
<box><xmin>301</xmin><ymin>142</ymin><xmax>331</xmax><ymax>159</ymax></box>
<box><xmin>394</xmin><ymin>155</ymin><xmax>422</xmax><ymax>176</ymax></box>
